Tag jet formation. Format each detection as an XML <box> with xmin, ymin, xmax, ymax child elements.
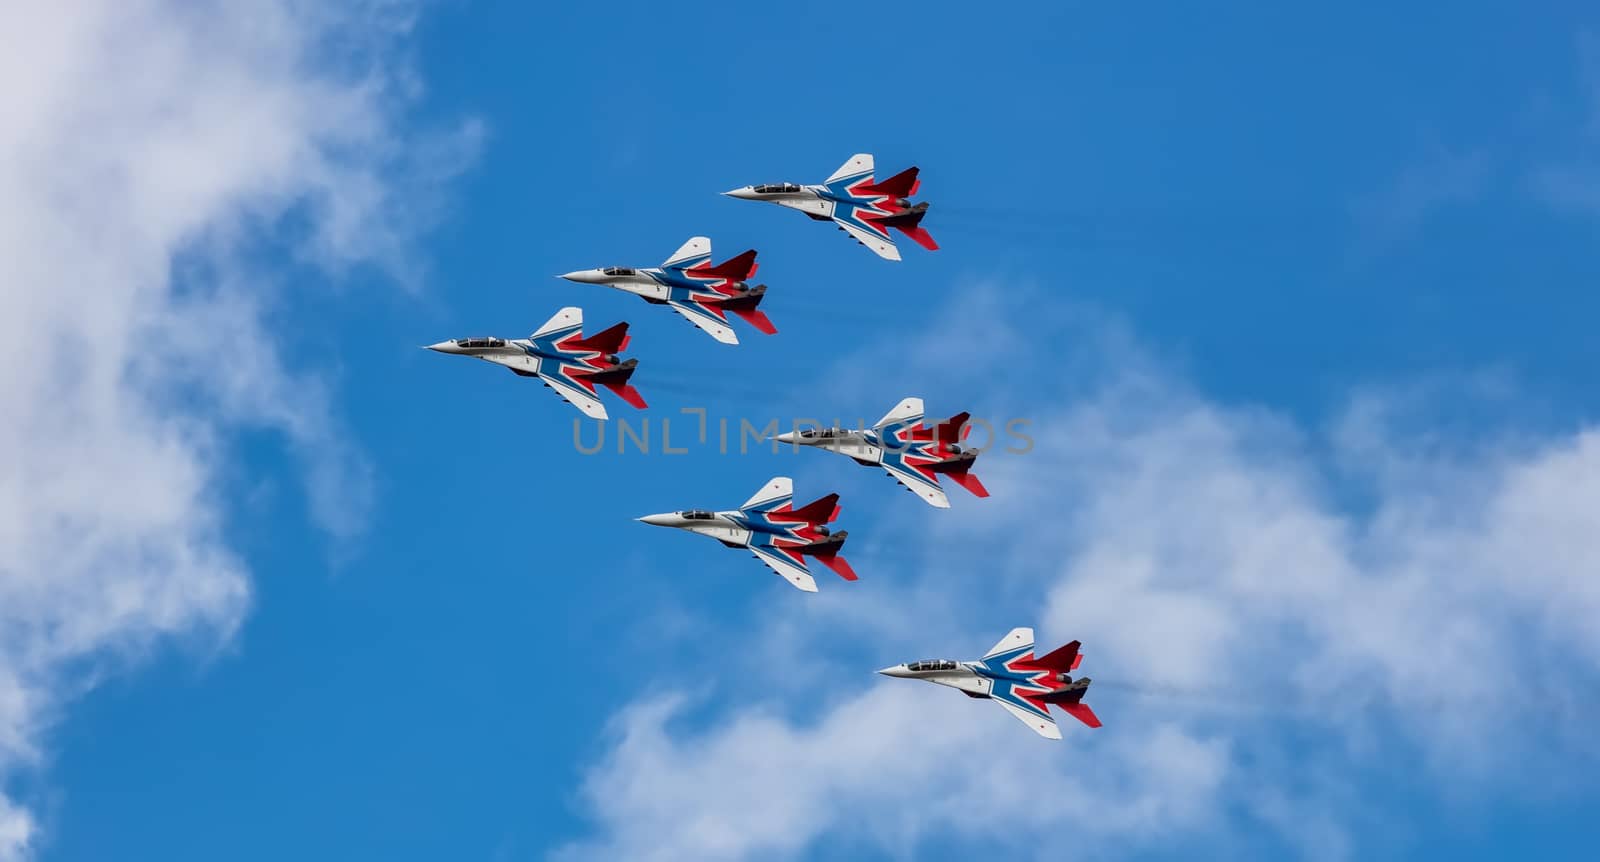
<box><xmin>880</xmin><ymin>627</ymin><xmax>1101</xmax><ymax>739</ymax></box>
<box><xmin>637</xmin><ymin>476</ymin><xmax>856</xmax><ymax>593</ymax></box>
<box><xmin>559</xmin><ymin>236</ymin><xmax>775</xmax><ymax>345</ymax></box>
<box><xmin>775</xmin><ymin>397</ymin><xmax>989</xmax><ymax>508</ymax></box>
<box><xmin>725</xmin><ymin>153</ymin><xmax>938</xmax><ymax>261</ymax></box>
<box><xmin>425</xmin><ymin>306</ymin><xmax>646</xmax><ymax>420</ymax></box>
<box><xmin>428</xmin><ymin>155</ymin><xmax>1103</xmax><ymax>739</ymax></box>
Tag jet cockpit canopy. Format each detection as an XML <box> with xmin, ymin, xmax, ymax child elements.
<box><xmin>680</xmin><ymin>509</ymin><xmax>716</xmax><ymax>520</ymax></box>
<box><xmin>602</xmin><ymin>266</ymin><xmax>637</xmax><ymax>276</ymax></box>
<box><xmin>908</xmin><ymin>660</ymin><xmax>959</xmax><ymax>672</ymax></box>
<box><xmin>752</xmin><ymin>183</ymin><xmax>801</xmax><ymax>194</ymax></box>
<box><xmin>455</xmin><ymin>337</ymin><xmax>507</xmax><ymax>349</ymax></box>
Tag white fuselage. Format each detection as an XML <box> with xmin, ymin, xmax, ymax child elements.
<box><xmin>425</xmin><ymin>337</ymin><xmax>548</xmax><ymax>374</ymax></box>
<box><xmin>558</xmin><ymin>269</ymin><xmax>672</xmax><ymax>302</ymax></box>
<box><xmin>636</xmin><ymin>510</ymin><xmax>755</xmax><ymax>548</ymax></box>
<box><xmin>877</xmin><ymin>661</ymin><xmax>992</xmax><ymax>697</ymax></box>
<box><xmin>774</xmin><ymin>429</ymin><xmax>886</xmax><ymax>466</ymax></box>
<box><xmin>724</xmin><ymin>184</ymin><xmax>839</xmax><ymax>220</ymax></box>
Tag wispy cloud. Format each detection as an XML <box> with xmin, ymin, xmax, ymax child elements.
<box><xmin>0</xmin><ymin>1</ymin><xmax>475</xmax><ymax>856</ymax></box>
<box><xmin>558</xmin><ymin>288</ymin><xmax>1600</xmax><ymax>861</ymax></box>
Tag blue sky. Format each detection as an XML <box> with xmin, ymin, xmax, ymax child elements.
<box><xmin>9</xmin><ymin>2</ymin><xmax>1600</xmax><ymax>861</ymax></box>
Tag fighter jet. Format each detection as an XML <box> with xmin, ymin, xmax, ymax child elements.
<box><xmin>425</xmin><ymin>306</ymin><xmax>646</xmax><ymax>420</ymax></box>
<box><xmin>558</xmin><ymin>237</ymin><xmax>776</xmax><ymax>345</ymax></box>
<box><xmin>879</xmin><ymin>628</ymin><xmax>1102</xmax><ymax>739</ymax></box>
<box><xmin>774</xmin><ymin>398</ymin><xmax>988</xmax><ymax>508</ymax></box>
<box><xmin>636</xmin><ymin>477</ymin><xmax>856</xmax><ymax>592</ymax></box>
<box><xmin>723</xmin><ymin>153</ymin><xmax>938</xmax><ymax>261</ymax></box>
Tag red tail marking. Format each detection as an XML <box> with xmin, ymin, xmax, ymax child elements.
<box><xmin>896</xmin><ymin>224</ymin><xmax>939</xmax><ymax>251</ymax></box>
<box><xmin>719</xmin><ymin>285</ymin><xmax>777</xmax><ymax>335</ymax></box>
<box><xmin>1032</xmin><ymin>640</ymin><xmax>1082</xmax><ymax>673</ymax></box>
<box><xmin>571</xmin><ymin>321</ymin><xmax>630</xmax><ymax>355</ymax></box>
<box><xmin>946</xmin><ymin>469</ymin><xmax>989</xmax><ymax>498</ymax></box>
<box><xmin>860</xmin><ymin>166</ymin><xmax>920</xmax><ymax>199</ymax></box>
<box><xmin>932</xmin><ymin>412</ymin><xmax>970</xmax><ymax>445</ymax></box>
<box><xmin>813</xmin><ymin>553</ymin><xmax>858</xmax><ymax>581</ymax></box>
<box><xmin>731</xmin><ymin>307</ymin><xmax>777</xmax><ymax>335</ymax></box>
<box><xmin>1059</xmin><ymin>702</ymin><xmax>1101</xmax><ymax>729</ymax></box>
<box><xmin>685</xmin><ymin>249</ymin><xmax>759</xmax><ymax>282</ymax></box>
<box><xmin>787</xmin><ymin>493</ymin><xmax>841</xmax><ymax>524</ymax></box>
<box><xmin>602</xmin><ymin>381</ymin><xmax>647</xmax><ymax>410</ymax></box>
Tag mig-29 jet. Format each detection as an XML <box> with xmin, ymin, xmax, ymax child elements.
<box><xmin>425</xmin><ymin>306</ymin><xmax>646</xmax><ymax>420</ymax></box>
<box><xmin>774</xmin><ymin>398</ymin><xmax>988</xmax><ymax>508</ymax></box>
<box><xmin>636</xmin><ymin>477</ymin><xmax>856</xmax><ymax>593</ymax></box>
<box><xmin>723</xmin><ymin>153</ymin><xmax>937</xmax><ymax>261</ymax></box>
<box><xmin>559</xmin><ymin>236</ymin><xmax>775</xmax><ymax>345</ymax></box>
<box><xmin>879</xmin><ymin>627</ymin><xmax>1102</xmax><ymax>739</ymax></box>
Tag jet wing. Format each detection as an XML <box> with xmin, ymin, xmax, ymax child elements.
<box><xmin>994</xmin><ymin>697</ymin><xmax>1063</xmax><ymax>740</ymax></box>
<box><xmin>872</xmin><ymin>397</ymin><xmax>924</xmax><ymax>431</ymax></box>
<box><xmin>985</xmin><ymin>627</ymin><xmax>1034</xmax><ymax>660</ymax></box>
<box><xmin>878</xmin><ymin>462</ymin><xmax>950</xmax><ymax>508</ymax></box>
<box><xmin>833</xmin><ymin>214</ymin><xmax>901</xmax><ymax>261</ymax></box>
<box><xmin>662</xmin><ymin>236</ymin><xmax>712</xmax><ymax>270</ymax></box>
<box><xmin>531</xmin><ymin>306</ymin><xmax>584</xmax><ymax>339</ymax></box>
<box><xmin>826</xmin><ymin>153</ymin><xmax>874</xmax><ymax>184</ymax></box>
<box><xmin>747</xmin><ymin>544</ymin><xmax>819</xmax><ymax>593</ymax></box>
<box><xmin>739</xmin><ymin>477</ymin><xmax>793</xmax><ymax>512</ymax></box>
<box><xmin>534</xmin><ymin>363</ymin><xmax>608</xmax><ymax>420</ymax></box>
<box><xmin>667</xmin><ymin>299</ymin><xmax>738</xmax><ymax>345</ymax></box>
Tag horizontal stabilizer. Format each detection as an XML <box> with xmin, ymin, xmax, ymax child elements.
<box><xmin>787</xmin><ymin>493</ymin><xmax>841</xmax><ymax>524</ymax></box>
<box><xmin>878</xmin><ymin>202</ymin><xmax>938</xmax><ymax>251</ymax></box>
<box><xmin>731</xmin><ymin>307</ymin><xmax>777</xmax><ymax>335</ymax></box>
<box><xmin>720</xmin><ymin>284</ymin><xmax>776</xmax><ymax>335</ymax></box>
<box><xmin>1059</xmin><ymin>701</ymin><xmax>1101</xmax><ymax>729</ymax></box>
<box><xmin>570</xmin><ymin>321</ymin><xmax>630</xmax><ymax>355</ymax></box>
<box><xmin>945</xmin><ymin>468</ymin><xmax>990</xmax><ymax>498</ymax></box>
<box><xmin>686</xmin><ymin>249</ymin><xmax>759</xmax><ymax>282</ymax></box>
<box><xmin>578</xmin><ymin>359</ymin><xmax>647</xmax><ymax>410</ymax></box>
<box><xmin>860</xmin><ymin>165</ymin><xmax>920</xmax><ymax>198</ymax></box>
<box><xmin>813</xmin><ymin>549</ymin><xmax>858</xmax><ymax>582</ymax></box>
<box><xmin>602</xmin><ymin>381</ymin><xmax>647</xmax><ymax>410</ymax></box>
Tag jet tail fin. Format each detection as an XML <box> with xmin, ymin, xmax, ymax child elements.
<box><xmin>685</xmin><ymin>249</ymin><xmax>759</xmax><ymax>282</ymax></box>
<box><xmin>802</xmin><ymin>530</ymin><xmax>856</xmax><ymax>581</ymax></box>
<box><xmin>944</xmin><ymin>467</ymin><xmax>989</xmax><ymax>498</ymax></box>
<box><xmin>570</xmin><ymin>321</ymin><xmax>631</xmax><ymax>355</ymax></box>
<box><xmin>582</xmin><ymin>358</ymin><xmax>647</xmax><ymax>410</ymax></box>
<box><xmin>1032</xmin><ymin>640</ymin><xmax>1082</xmax><ymax>674</ymax></box>
<box><xmin>929</xmin><ymin>411</ymin><xmax>970</xmax><ymax>445</ymax></box>
<box><xmin>787</xmin><ymin>492</ymin><xmax>841</xmax><ymax>525</ymax></box>
<box><xmin>1041</xmin><ymin>676</ymin><xmax>1101</xmax><ymax>728</ymax></box>
<box><xmin>860</xmin><ymin>166</ymin><xmax>920</xmax><ymax>198</ymax></box>
<box><xmin>720</xmin><ymin>284</ymin><xmax>777</xmax><ymax>335</ymax></box>
<box><xmin>879</xmin><ymin>202</ymin><xmax>938</xmax><ymax>251</ymax></box>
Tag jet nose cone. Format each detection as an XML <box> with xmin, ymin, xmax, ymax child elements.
<box><xmin>877</xmin><ymin>664</ymin><xmax>912</xmax><ymax>678</ymax></box>
<box><xmin>559</xmin><ymin>269</ymin><xmax>604</xmax><ymax>284</ymax></box>
<box><xmin>424</xmin><ymin>340</ymin><xmax>457</xmax><ymax>353</ymax></box>
<box><xmin>773</xmin><ymin>431</ymin><xmax>798</xmax><ymax>445</ymax></box>
<box><xmin>636</xmin><ymin>513</ymin><xmax>676</xmax><ymax>527</ymax></box>
<box><xmin>723</xmin><ymin>187</ymin><xmax>759</xmax><ymax>200</ymax></box>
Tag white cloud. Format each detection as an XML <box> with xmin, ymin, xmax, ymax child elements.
<box><xmin>0</xmin><ymin>1</ymin><xmax>473</xmax><ymax>857</ymax></box>
<box><xmin>559</xmin><ymin>295</ymin><xmax>1600</xmax><ymax>861</ymax></box>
